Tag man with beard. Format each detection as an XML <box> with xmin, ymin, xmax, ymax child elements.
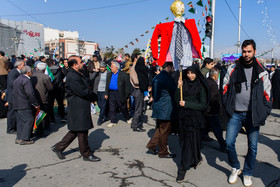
<box><xmin>223</xmin><ymin>40</ymin><xmax>272</xmax><ymax>187</ymax></box>
<box><xmin>51</xmin><ymin>55</ymin><xmax>100</xmax><ymax>162</ymax></box>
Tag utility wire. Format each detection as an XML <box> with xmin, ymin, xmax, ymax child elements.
<box><xmin>224</xmin><ymin>0</ymin><xmax>250</xmax><ymax>38</ymax></box>
<box><xmin>6</xmin><ymin>0</ymin><xmax>48</xmax><ymax>26</ymax></box>
<box><xmin>2</xmin><ymin>0</ymin><xmax>149</xmax><ymax>17</ymax></box>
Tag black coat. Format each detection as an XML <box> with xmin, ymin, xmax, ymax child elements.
<box><xmin>12</xmin><ymin>74</ymin><xmax>39</xmax><ymax>110</ymax></box>
<box><xmin>65</xmin><ymin>68</ymin><xmax>97</xmax><ymax>131</ymax></box>
<box><xmin>205</xmin><ymin>77</ymin><xmax>223</xmax><ymax>116</ymax></box>
<box><xmin>105</xmin><ymin>71</ymin><xmax>130</xmax><ymax>103</ymax></box>
<box><xmin>271</xmin><ymin>69</ymin><xmax>280</xmax><ymax>109</ymax></box>
<box><xmin>6</xmin><ymin>68</ymin><xmax>20</xmax><ymax>103</ymax></box>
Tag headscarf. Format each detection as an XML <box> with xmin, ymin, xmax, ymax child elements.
<box><xmin>135</xmin><ymin>57</ymin><xmax>149</xmax><ymax>92</ymax></box>
<box><xmin>182</xmin><ymin>64</ymin><xmax>206</xmax><ymax>97</ymax></box>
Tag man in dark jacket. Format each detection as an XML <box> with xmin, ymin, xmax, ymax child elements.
<box><xmin>31</xmin><ymin>62</ymin><xmax>53</xmax><ymax>134</ymax></box>
<box><xmin>105</xmin><ymin>61</ymin><xmax>131</xmax><ymax>127</ymax></box>
<box><xmin>90</xmin><ymin>62</ymin><xmax>109</xmax><ymax>126</ymax></box>
<box><xmin>146</xmin><ymin>62</ymin><xmax>176</xmax><ymax>158</ymax></box>
<box><xmin>205</xmin><ymin>67</ymin><xmax>226</xmax><ymax>152</ymax></box>
<box><xmin>223</xmin><ymin>40</ymin><xmax>272</xmax><ymax>186</ymax></box>
<box><xmin>47</xmin><ymin>58</ymin><xmax>66</xmax><ymax>123</ymax></box>
<box><xmin>51</xmin><ymin>55</ymin><xmax>100</xmax><ymax>162</ymax></box>
<box><xmin>6</xmin><ymin>60</ymin><xmax>25</xmax><ymax>134</ymax></box>
<box><xmin>13</xmin><ymin>66</ymin><xmax>40</xmax><ymax>145</ymax></box>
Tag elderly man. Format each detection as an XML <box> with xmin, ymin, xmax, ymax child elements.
<box><xmin>51</xmin><ymin>55</ymin><xmax>100</xmax><ymax>162</ymax></box>
<box><xmin>105</xmin><ymin>61</ymin><xmax>131</xmax><ymax>127</ymax></box>
<box><xmin>6</xmin><ymin>60</ymin><xmax>25</xmax><ymax>134</ymax></box>
<box><xmin>13</xmin><ymin>66</ymin><xmax>40</xmax><ymax>145</ymax></box>
<box><xmin>31</xmin><ymin>62</ymin><xmax>53</xmax><ymax>134</ymax></box>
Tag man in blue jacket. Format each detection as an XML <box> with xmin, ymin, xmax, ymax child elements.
<box><xmin>223</xmin><ymin>40</ymin><xmax>272</xmax><ymax>187</ymax></box>
<box><xmin>146</xmin><ymin>62</ymin><xmax>177</xmax><ymax>158</ymax></box>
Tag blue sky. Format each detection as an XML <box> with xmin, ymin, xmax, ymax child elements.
<box><xmin>1</xmin><ymin>0</ymin><xmax>280</xmax><ymax>58</ymax></box>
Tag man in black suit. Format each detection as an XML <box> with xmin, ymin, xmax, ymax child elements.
<box><xmin>6</xmin><ymin>60</ymin><xmax>25</xmax><ymax>134</ymax></box>
<box><xmin>105</xmin><ymin>61</ymin><xmax>131</xmax><ymax>127</ymax></box>
<box><xmin>51</xmin><ymin>55</ymin><xmax>100</xmax><ymax>162</ymax></box>
<box><xmin>13</xmin><ymin>66</ymin><xmax>40</xmax><ymax>145</ymax></box>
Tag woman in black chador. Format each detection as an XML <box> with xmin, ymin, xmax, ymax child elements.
<box><xmin>175</xmin><ymin>64</ymin><xmax>208</xmax><ymax>183</ymax></box>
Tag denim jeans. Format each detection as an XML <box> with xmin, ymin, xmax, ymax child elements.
<box><xmin>226</xmin><ymin>111</ymin><xmax>259</xmax><ymax>176</ymax></box>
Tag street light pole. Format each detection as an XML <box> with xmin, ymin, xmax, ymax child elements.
<box><xmin>237</xmin><ymin>0</ymin><xmax>242</xmax><ymax>54</ymax></box>
<box><xmin>210</xmin><ymin>0</ymin><xmax>216</xmax><ymax>58</ymax></box>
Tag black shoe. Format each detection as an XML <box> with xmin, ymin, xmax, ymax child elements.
<box><xmin>146</xmin><ymin>147</ymin><xmax>158</xmax><ymax>155</ymax></box>
<box><xmin>133</xmin><ymin>127</ymin><xmax>146</xmax><ymax>132</ymax></box>
<box><xmin>51</xmin><ymin>146</ymin><xmax>65</xmax><ymax>159</ymax></box>
<box><xmin>83</xmin><ymin>155</ymin><xmax>101</xmax><ymax>162</ymax></box>
<box><xmin>176</xmin><ymin>168</ymin><xmax>186</xmax><ymax>183</ymax></box>
<box><xmin>159</xmin><ymin>154</ymin><xmax>176</xmax><ymax>159</ymax></box>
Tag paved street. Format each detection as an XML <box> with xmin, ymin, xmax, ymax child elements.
<box><xmin>0</xmin><ymin>109</ymin><xmax>279</xmax><ymax>187</ymax></box>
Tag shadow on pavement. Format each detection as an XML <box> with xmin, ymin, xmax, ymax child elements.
<box><xmin>88</xmin><ymin>128</ymin><xmax>110</xmax><ymax>152</ymax></box>
<box><xmin>258</xmin><ymin>134</ymin><xmax>280</xmax><ymax>162</ymax></box>
<box><xmin>0</xmin><ymin>164</ymin><xmax>27</xmax><ymax>186</ymax></box>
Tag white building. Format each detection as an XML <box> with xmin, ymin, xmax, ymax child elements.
<box><xmin>0</xmin><ymin>19</ymin><xmax>44</xmax><ymax>57</ymax></box>
<box><xmin>44</xmin><ymin>28</ymin><xmax>98</xmax><ymax>59</ymax></box>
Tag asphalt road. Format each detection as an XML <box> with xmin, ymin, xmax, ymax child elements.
<box><xmin>0</xmin><ymin>109</ymin><xmax>279</xmax><ymax>187</ymax></box>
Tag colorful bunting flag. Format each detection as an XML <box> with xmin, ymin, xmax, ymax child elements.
<box><xmin>151</xmin><ymin>26</ymin><xmax>155</xmax><ymax>30</ymax></box>
<box><xmin>129</xmin><ymin>42</ymin><xmax>134</xmax><ymax>46</ymax></box>
<box><xmin>188</xmin><ymin>8</ymin><xmax>195</xmax><ymax>14</ymax></box>
<box><xmin>196</xmin><ymin>0</ymin><xmax>203</xmax><ymax>7</ymax></box>
<box><xmin>165</xmin><ymin>17</ymin><xmax>169</xmax><ymax>21</ymax></box>
<box><xmin>34</xmin><ymin>48</ymin><xmax>37</xmax><ymax>52</ymax></box>
<box><xmin>135</xmin><ymin>38</ymin><xmax>139</xmax><ymax>42</ymax></box>
<box><xmin>188</xmin><ymin>2</ymin><xmax>193</xmax><ymax>8</ymax></box>
<box><xmin>202</xmin><ymin>11</ymin><xmax>205</xmax><ymax>17</ymax></box>
<box><xmin>140</xmin><ymin>34</ymin><xmax>144</xmax><ymax>37</ymax></box>
<box><xmin>125</xmin><ymin>45</ymin><xmax>128</xmax><ymax>48</ymax></box>
<box><xmin>205</xmin><ymin>5</ymin><xmax>208</xmax><ymax>14</ymax></box>
<box><xmin>145</xmin><ymin>31</ymin><xmax>149</xmax><ymax>34</ymax></box>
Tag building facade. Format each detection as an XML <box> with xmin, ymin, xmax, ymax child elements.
<box><xmin>0</xmin><ymin>19</ymin><xmax>44</xmax><ymax>57</ymax></box>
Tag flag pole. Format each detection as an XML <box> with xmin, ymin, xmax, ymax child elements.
<box><xmin>180</xmin><ymin>65</ymin><xmax>183</xmax><ymax>101</ymax></box>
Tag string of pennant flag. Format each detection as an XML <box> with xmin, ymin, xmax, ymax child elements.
<box><xmin>121</xmin><ymin>0</ymin><xmax>212</xmax><ymax>52</ymax></box>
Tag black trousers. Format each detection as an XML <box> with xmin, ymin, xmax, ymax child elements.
<box><xmin>131</xmin><ymin>88</ymin><xmax>144</xmax><ymax>129</ymax></box>
<box><xmin>0</xmin><ymin>75</ymin><xmax>7</xmax><ymax>90</ymax></box>
<box><xmin>7</xmin><ymin>103</ymin><xmax>17</xmax><ymax>133</ymax></box>
<box><xmin>108</xmin><ymin>90</ymin><xmax>129</xmax><ymax>123</ymax></box>
<box><xmin>16</xmin><ymin>109</ymin><xmax>34</xmax><ymax>140</ymax></box>
<box><xmin>97</xmin><ymin>91</ymin><xmax>107</xmax><ymax>122</ymax></box>
<box><xmin>49</xmin><ymin>89</ymin><xmax>65</xmax><ymax>122</ymax></box>
<box><xmin>54</xmin><ymin>130</ymin><xmax>91</xmax><ymax>158</ymax></box>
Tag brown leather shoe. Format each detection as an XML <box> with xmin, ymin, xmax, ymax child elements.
<box><xmin>19</xmin><ymin>140</ymin><xmax>35</xmax><ymax>145</ymax></box>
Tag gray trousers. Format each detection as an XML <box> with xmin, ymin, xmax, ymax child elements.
<box><xmin>131</xmin><ymin>88</ymin><xmax>144</xmax><ymax>129</ymax></box>
<box><xmin>16</xmin><ymin>109</ymin><xmax>34</xmax><ymax>140</ymax></box>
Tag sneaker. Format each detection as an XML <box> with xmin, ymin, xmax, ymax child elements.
<box><xmin>127</xmin><ymin>118</ymin><xmax>132</xmax><ymax>125</ymax></box>
<box><xmin>243</xmin><ymin>175</ymin><xmax>252</xmax><ymax>187</ymax></box>
<box><xmin>228</xmin><ymin>168</ymin><xmax>241</xmax><ymax>184</ymax></box>
<box><xmin>107</xmin><ymin>123</ymin><xmax>116</xmax><ymax>127</ymax></box>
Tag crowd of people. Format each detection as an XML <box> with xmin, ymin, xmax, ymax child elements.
<box><xmin>0</xmin><ymin>39</ymin><xmax>278</xmax><ymax>186</ymax></box>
